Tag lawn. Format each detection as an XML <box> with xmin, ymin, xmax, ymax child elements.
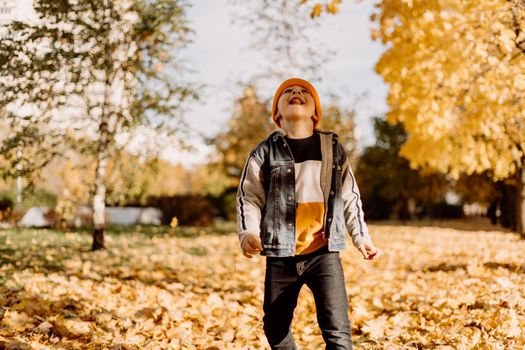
<box><xmin>0</xmin><ymin>220</ymin><xmax>524</xmax><ymax>349</ymax></box>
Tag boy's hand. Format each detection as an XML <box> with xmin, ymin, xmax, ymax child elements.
<box><xmin>241</xmin><ymin>234</ymin><xmax>263</xmax><ymax>258</ymax></box>
<box><xmin>358</xmin><ymin>242</ymin><xmax>382</xmax><ymax>260</ymax></box>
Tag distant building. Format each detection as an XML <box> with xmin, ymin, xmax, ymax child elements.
<box><xmin>0</xmin><ymin>0</ymin><xmax>15</xmax><ymax>25</ymax></box>
<box><xmin>0</xmin><ymin>0</ymin><xmax>36</xmax><ymax>25</ymax></box>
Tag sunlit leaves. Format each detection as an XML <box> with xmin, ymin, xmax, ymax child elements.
<box><xmin>311</xmin><ymin>4</ymin><xmax>323</xmax><ymax>18</ymax></box>
<box><xmin>0</xmin><ymin>223</ymin><xmax>524</xmax><ymax>348</ymax></box>
<box><xmin>207</xmin><ymin>86</ymin><xmax>273</xmax><ymax>188</ymax></box>
<box><xmin>300</xmin><ymin>0</ymin><xmax>341</xmax><ymax>18</ymax></box>
<box><xmin>372</xmin><ymin>0</ymin><xmax>525</xmax><ymax>180</ymax></box>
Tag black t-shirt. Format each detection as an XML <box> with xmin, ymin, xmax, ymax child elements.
<box><xmin>284</xmin><ymin>132</ymin><xmax>322</xmax><ymax>163</ymax></box>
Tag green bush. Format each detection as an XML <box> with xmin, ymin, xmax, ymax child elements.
<box><xmin>0</xmin><ymin>188</ymin><xmax>56</xmax><ymax>209</ymax></box>
<box><xmin>0</xmin><ymin>195</ymin><xmax>13</xmax><ymax>212</ymax></box>
<box><xmin>221</xmin><ymin>191</ymin><xmax>237</xmax><ymax>221</ymax></box>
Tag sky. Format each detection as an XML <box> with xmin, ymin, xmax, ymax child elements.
<box><xmin>167</xmin><ymin>0</ymin><xmax>389</xmax><ymax>167</ymax></box>
<box><xmin>13</xmin><ymin>0</ymin><xmax>389</xmax><ymax>168</ymax></box>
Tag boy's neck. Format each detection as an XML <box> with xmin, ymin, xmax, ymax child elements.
<box><xmin>281</xmin><ymin>120</ymin><xmax>314</xmax><ymax>139</ymax></box>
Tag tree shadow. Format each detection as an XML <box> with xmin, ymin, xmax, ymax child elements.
<box><xmin>418</xmin><ymin>261</ymin><xmax>525</xmax><ymax>273</ymax></box>
<box><xmin>370</xmin><ymin>217</ymin><xmax>515</xmax><ymax>234</ymax></box>
<box><xmin>0</xmin><ymin>339</ymin><xmax>35</xmax><ymax>350</ymax></box>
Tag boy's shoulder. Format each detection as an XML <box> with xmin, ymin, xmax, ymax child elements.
<box><xmin>314</xmin><ymin>128</ymin><xmax>339</xmax><ymax>137</ymax></box>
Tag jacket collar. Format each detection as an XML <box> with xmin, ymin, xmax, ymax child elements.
<box><xmin>269</xmin><ymin>128</ymin><xmax>336</xmax><ymax>142</ymax></box>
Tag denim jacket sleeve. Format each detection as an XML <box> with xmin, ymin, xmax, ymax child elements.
<box><xmin>340</xmin><ymin>146</ymin><xmax>373</xmax><ymax>249</ymax></box>
<box><xmin>236</xmin><ymin>147</ymin><xmax>266</xmax><ymax>247</ymax></box>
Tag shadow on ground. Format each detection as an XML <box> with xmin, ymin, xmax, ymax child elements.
<box><xmin>370</xmin><ymin>217</ymin><xmax>515</xmax><ymax>233</ymax></box>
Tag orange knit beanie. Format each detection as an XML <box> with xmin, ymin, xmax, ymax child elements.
<box><xmin>271</xmin><ymin>78</ymin><xmax>322</xmax><ymax>129</ymax></box>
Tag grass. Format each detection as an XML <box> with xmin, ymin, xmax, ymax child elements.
<box><xmin>0</xmin><ymin>221</ymin><xmax>237</xmax><ymax>285</ymax></box>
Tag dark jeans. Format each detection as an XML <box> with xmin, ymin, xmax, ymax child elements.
<box><xmin>263</xmin><ymin>244</ymin><xmax>353</xmax><ymax>350</ymax></box>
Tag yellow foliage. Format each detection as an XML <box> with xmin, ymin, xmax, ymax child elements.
<box><xmin>304</xmin><ymin>0</ymin><xmax>341</xmax><ymax>16</ymax></box>
<box><xmin>373</xmin><ymin>0</ymin><xmax>525</xmax><ymax>180</ymax></box>
<box><xmin>38</xmin><ymin>151</ymin><xmax>191</xmax><ymax>206</ymax></box>
<box><xmin>170</xmin><ymin>216</ymin><xmax>178</xmax><ymax>228</ymax></box>
<box><xmin>310</xmin><ymin>4</ymin><xmax>322</xmax><ymax>18</ymax></box>
<box><xmin>325</xmin><ymin>3</ymin><xmax>340</xmax><ymax>15</ymax></box>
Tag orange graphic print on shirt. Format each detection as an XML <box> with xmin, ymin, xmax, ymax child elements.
<box><xmin>293</xmin><ymin>160</ymin><xmax>326</xmax><ymax>254</ymax></box>
<box><xmin>284</xmin><ymin>133</ymin><xmax>327</xmax><ymax>255</ymax></box>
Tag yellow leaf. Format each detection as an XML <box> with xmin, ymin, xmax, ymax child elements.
<box><xmin>362</xmin><ymin>316</ymin><xmax>388</xmax><ymax>339</ymax></box>
<box><xmin>326</xmin><ymin>3</ymin><xmax>339</xmax><ymax>14</ymax></box>
<box><xmin>310</xmin><ymin>4</ymin><xmax>322</xmax><ymax>18</ymax></box>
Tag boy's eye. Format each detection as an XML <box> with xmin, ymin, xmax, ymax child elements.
<box><xmin>284</xmin><ymin>88</ymin><xmax>292</xmax><ymax>93</ymax></box>
<box><xmin>302</xmin><ymin>89</ymin><xmax>310</xmax><ymax>94</ymax></box>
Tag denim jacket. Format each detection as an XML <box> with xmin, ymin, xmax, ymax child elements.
<box><xmin>236</xmin><ymin>128</ymin><xmax>372</xmax><ymax>257</ymax></box>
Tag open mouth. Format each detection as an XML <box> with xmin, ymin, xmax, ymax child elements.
<box><xmin>289</xmin><ymin>97</ymin><xmax>304</xmax><ymax>105</ymax></box>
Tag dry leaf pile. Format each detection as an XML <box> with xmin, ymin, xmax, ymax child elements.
<box><xmin>0</xmin><ymin>222</ymin><xmax>524</xmax><ymax>349</ymax></box>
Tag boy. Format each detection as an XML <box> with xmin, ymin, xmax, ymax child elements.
<box><xmin>236</xmin><ymin>78</ymin><xmax>381</xmax><ymax>349</ymax></box>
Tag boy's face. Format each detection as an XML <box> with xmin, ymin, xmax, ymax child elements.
<box><xmin>276</xmin><ymin>85</ymin><xmax>316</xmax><ymax>127</ymax></box>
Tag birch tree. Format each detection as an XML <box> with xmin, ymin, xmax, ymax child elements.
<box><xmin>0</xmin><ymin>0</ymin><xmax>197</xmax><ymax>249</ymax></box>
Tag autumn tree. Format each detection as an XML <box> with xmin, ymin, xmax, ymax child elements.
<box><xmin>208</xmin><ymin>86</ymin><xmax>274</xmax><ymax>188</ymax></box>
<box><xmin>369</xmin><ymin>0</ymin><xmax>525</xmax><ymax>234</ymax></box>
<box><xmin>35</xmin><ymin>149</ymin><xmax>189</xmax><ymax>213</ymax></box>
<box><xmin>304</xmin><ymin>0</ymin><xmax>525</xmax><ymax>234</ymax></box>
<box><xmin>320</xmin><ymin>102</ymin><xmax>358</xmax><ymax>165</ymax></box>
<box><xmin>356</xmin><ymin>117</ymin><xmax>449</xmax><ymax>220</ymax></box>
<box><xmin>0</xmin><ymin>0</ymin><xmax>197</xmax><ymax>249</ymax></box>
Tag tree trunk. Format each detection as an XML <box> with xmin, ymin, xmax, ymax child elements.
<box><xmin>92</xmin><ymin>44</ymin><xmax>113</xmax><ymax>251</ymax></box>
<box><xmin>517</xmin><ymin>167</ymin><xmax>525</xmax><ymax>238</ymax></box>
<box><xmin>92</xmin><ymin>227</ymin><xmax>104</xmax><ymax>250</ymax></box>
<box><xmin>500</xmin><ymin>181</ymin><xmax>517</xmax><ymax>230</ymax></box>
<box><xmin>92</xmin><ymin>144</ymin><xmax>108</xmax><ymax>251</ymax></box>
<box><xmin>91</xmin><ymin>103</ymin><xmax>111</xmax><ymax>250</ymax></box>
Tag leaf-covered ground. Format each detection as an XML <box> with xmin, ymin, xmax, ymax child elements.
<box><xmin>0</xmin><ymin>220</ymin><xmax>524</xmax><ymax>349</ymax></box>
